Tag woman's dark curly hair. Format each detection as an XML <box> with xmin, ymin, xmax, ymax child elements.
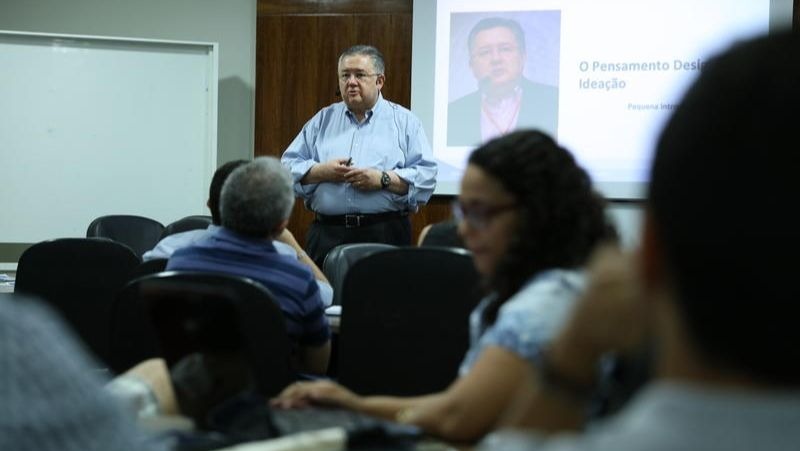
<box><xmin>468</xmin><ymin>130</ymin><xmax>614</xmax><ymax>326</ymax></box>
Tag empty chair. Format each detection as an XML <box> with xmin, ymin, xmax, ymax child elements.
<box><xmin>116</xmin><ymin>271</ymin><xmax>294</xmax><ymax>416</ymax></box>
<box><xmin>86</xmin><ymin>214</ymin><xmax>165</xmax><ymax>259</ymax></box>
<box><xmin>15</xmin><ymin>238</ymin><xmax>141</xmax><ymax>366</ymax></box>
<box><xmin>321</xmin><ymin>243</ymin><xmax>396</xmax><ymax>306</ymax></box>
<box><xmin>337</xmin><ymin>247</ymin><xmax>481</xmax><ymax>396</ymax></box>
<box><xmin>160</xmin><ymin>215</ymin><xmax>214</xmax><ymax>239</ymax></box>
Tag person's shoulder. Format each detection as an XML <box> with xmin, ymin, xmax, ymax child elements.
<box><xmin>379</xmin><ymin>97</ymin><xmax>418</xmax><ymax>120</ymax></box>
<box><xmin>520</xmin><ymin>78</ymin><xmax>558</xmax><ymax>97</ymax></box>
<box><xmin>269</xmin><ymin>250</ymin><xmax>316</xmax><ymax>281</ymax></box>
<box><xmin>270</xmin><ymin>257</ymin><xmax>321</xmax><ymax>307</ymax></box>
<box><xmin>380</xmin><ymin>96</ymin><xmax>409</xmax><ymax>112</ymax></box>
<box><xmin>157</xmin><ymin>228</ymin><xmax>207</xmax><ymax>247</ymax></box>
<box><xmin>449</xmin><ymin>90</ymin><xmax>481</xmax><ymax>109</ymax></box>
<box><xmin>376</xmin><ymin>97</ymin><xmax>427</xmax><ymax>132</ymax></box>
<box><xmin>272</xmin><ymin>240</ymin><xmax>298</xmax><ymax>257</ymax></box>
<box><xmin>302</xmin><ymin>101</ymin><xmax>346</xmax><ymax>129</ymax></box>
<box><xmin>527</xmin><ymin>268</ymin><xmax>585</xmax><ymax>293</ymax></box>
<box><xmin>168</xmin><ymin>229</ymin><xmax>218</xmax><ymax>260</ymax></box>
<box><xmin>504</xmin><ymin>269</ymin><xmax>585</xmax><ymax>311</ymax></box>
<box><xmin>487</xmin><ymin>270</ymin><xmax>586</xmax><ymax>357</ymax></box>
<box><xmin>315</xmin><ymin>101</ymin><xmax>347</xmax><ymax>118</ymax></box>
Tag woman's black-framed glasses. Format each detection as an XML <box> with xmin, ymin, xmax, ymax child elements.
<box><xmin>452</xmin><ymin>200</ymin><xmax>518</xmax><ymax>230</ymax></box>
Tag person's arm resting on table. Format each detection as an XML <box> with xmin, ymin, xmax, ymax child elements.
<box><xmin>272</xmin><ymin>345</ymin><xmax>530</xmax><ymax>443</ymax></box>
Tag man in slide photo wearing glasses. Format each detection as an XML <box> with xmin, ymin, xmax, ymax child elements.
<box><xmin>448</xmin><ymin>17</ymin><xmax>559</xmax><ymax>146</ymax></box>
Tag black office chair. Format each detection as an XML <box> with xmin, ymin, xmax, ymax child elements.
<box><xmin>15</xmin><ymin>238</ymin><xmax>141</xmax><ymax>367</ymax></box>
<box><xmin>337</xmin><ymin>247</ymin><xmax>482</xmax><ymax>396</ymax></box>
<box><xmin>86</xmin><ymin>214</ymin><xmax>165</xmax><ymax>259</ymax></box>
<box><xmin>112</xmin><ymin>271</ymin><xmax>294</xmax><ymax>414</ymax></box>
<box><xmin>106</xmin><ymin>258</ymin><xmax>169</xmax><ymax>373</ymax></box>
<box><xmin>161</xmin><ymin>215</ymin><xmax>214</xmax><ymax>239</ymax></box>
<box><xmin>322</xmin><ymin>243</ymin><xmax>396</xmax><ymax>306</ymax></box>
<box><xmin>127</xmin><ymin>258</ymin><xmax>168</xmax><ymax>281</ymax></box>
<box><xmin>419</xmin><ymin>220</ymin><xmax>465</xmax><ymax>248</ymax></box>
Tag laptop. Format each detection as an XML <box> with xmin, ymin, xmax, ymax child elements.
<box><xmin>206</xmin><ymin>393</ymin><xmax>421</xmax><ymax>449</ymax></box>
<box><xmin>161</xmin><ymin>388</ymin><xmax>422</xmax><ymax>450</ymax></box>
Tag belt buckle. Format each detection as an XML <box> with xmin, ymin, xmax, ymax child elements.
<box><xmin>345</xmin><ymin>214</ymin><xmax>361</xmax><ymax>228</ymax></box>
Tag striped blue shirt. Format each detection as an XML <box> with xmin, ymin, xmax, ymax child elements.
<box><xmin>167</xmin><ymin>227</ymin><xmax>330</xmax><ymax>346</ymax></box>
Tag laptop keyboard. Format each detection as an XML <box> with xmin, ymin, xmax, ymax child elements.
<box><xmin>200</xmin><ymin>393</ymin><xmax>422</xmax><ymax>449</ymax></box>
<box><xmin>269</xmin><ymin>407</ymin><xmax>381</xmax><ymax>434</ymax></box>
<box><xmin>270</xmin><ymin>407</ymin><xmax>422</xmax><ymax>450</ymax></box>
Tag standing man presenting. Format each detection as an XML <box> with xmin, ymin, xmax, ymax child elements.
<box><xmin>282</xmin><ymin>45</ymin><xmax>437</xmax><ymax>267</ymax></box>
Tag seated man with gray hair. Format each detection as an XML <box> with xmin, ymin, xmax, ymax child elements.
<box><xmin>167</xmin><ymin>157</ymin><xmax>331</xmax><ymax>376</ymax></box>
<box><xmin>143</xmin><ymin>159</ymin><xmax>333</xmax><ymax>307</ymax></box>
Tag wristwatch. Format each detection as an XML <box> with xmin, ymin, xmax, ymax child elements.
<box><xmin>380</xmin><ymin>171</ymin><xmax>391</xmax><ymax>189</ymax></box>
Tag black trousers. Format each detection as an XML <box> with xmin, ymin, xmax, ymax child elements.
<box><xmin>306</xmin><ymin>217</ymin><xmax>411</xmax><ymax>268</ymax></box>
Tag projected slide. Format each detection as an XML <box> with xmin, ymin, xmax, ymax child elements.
<box><xmin>412</xmin><ymin>0</ymin><xmax>791</xmax><ymax>197</ymax></box>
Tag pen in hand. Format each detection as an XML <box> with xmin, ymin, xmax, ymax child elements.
<box><xmin>345</xmin><ymin>157</ymin><xmax>353</xmax><ymax>167</ymax></box>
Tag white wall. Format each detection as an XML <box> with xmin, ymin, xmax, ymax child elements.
<box><xmin>607</xmin><ymin>203</ymin><xmax>644</xmax><ymax>250</ymax></box>
<box><xmin>0</xmin><ymin>0</ymin><xmax>256</xmax><ymax>165</ymax></box>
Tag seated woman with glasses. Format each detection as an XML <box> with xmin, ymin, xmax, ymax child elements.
<box><xmin>272</xmin><ymin>130</ymin><xmax>614</xmax><ymax>443</ymax></box>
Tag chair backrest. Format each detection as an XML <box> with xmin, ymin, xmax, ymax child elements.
<box><xmin>15</xmin><ymin>238</ymin><xmax>141</xmax><ymax>366</ymax></box>
<box><xmin>337</xmin><ymin>247</ymin><xmax>482</xmax><ymax>396</ymax></box>
<box><xmin>161</xmin><ymin>215</ymin><xmax>214</xmax><ymax>239</ymax></box>
<box><xmin>106</xmin><ymin>258</ymin><xmax>169</xmax><ymax>373</ymax></box>
<box><xmin>322</xmin><ymin>243</ymin><xmax>396</xmax><ymax>306</ymax></box>
<box><xmin>127</xmin><ymin>258</ymin><xmax>169</xmax><ymax>281</ymax></box>
<box><xmin>108</xmin><ymin>275</ymin><xmax>162</xmax><ymax>374</ymax></box>
<box><xmin>117</xmin><ymin>271</ymin><xmax>294</xmax><ymax>406</ymax></box>
<box><xmin>419</xmin><ymin>220</ymin><xmax>465</xmax><ymax>249</ymax></box>
<box><xmin>86</xmin><ymin>214</ymin><xmax>165</xmax><ymax>259</ymax></box>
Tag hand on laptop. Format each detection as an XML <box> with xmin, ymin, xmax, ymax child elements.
<box><xmin>271</xmin><ymin>380</ymin><xmax>361</xmax><ymax>411</ymax></box>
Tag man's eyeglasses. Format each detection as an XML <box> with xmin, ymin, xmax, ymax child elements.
<box><xmin>452</xmin><ymin>200</ymin><xmax>518</xmax><ymax>230</ymax></box>
<box><xmin>339</xmin><ymin>72</ymin><xmax>381</xmax><ymax>82</ymax></box>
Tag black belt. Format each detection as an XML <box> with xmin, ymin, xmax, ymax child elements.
<box><xmin>315</xmin><ymin>211</ymin><xmax>408</xmax><ymax>228</ymax></box>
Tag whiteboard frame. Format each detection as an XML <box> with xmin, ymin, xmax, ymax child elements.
<box><xmin>0</xmin><ymin>30</ymin><xmax>218</xmax><ymax>252</ymax></box>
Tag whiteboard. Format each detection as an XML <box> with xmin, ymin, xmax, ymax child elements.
<box><xmin>0</xmin><ymin>30</ymin><xmax>218</xmax><ymax>243</ymax></box>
